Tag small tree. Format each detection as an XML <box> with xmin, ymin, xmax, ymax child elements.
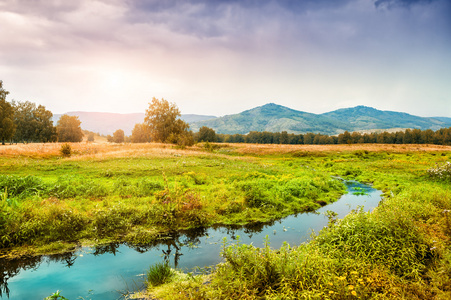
<box><xmin>197</xmin><ymin>126</ymin><xmax>216</xmax><ymax>142</ymax></box>
<box><xmin>57</xmin><ymin>115</ymin><xmax>83</xmax><ymax>142</ymax></box>
<box><xmin>131</xmin><ymin>123</ymin><xmax>151</xmax><ymax>143</ymax></box>
<box><xmin>113</xmin><ymin>129</ymin><xmax>125</xmax><ymax>143</ymax></box>
<box><xmin>87</xmin><ymin>132</ymin><xmax>95</xmax><ymax>142</ymax></box>
<box><xmin>144</xmin><ymin>97</ymin><xmax>192</xmax><ymax>145</ymax></box>
<box><xmin>0</xmin><ymin>81</ymin><xmax>16</xmax><ymax>145</ymax></box>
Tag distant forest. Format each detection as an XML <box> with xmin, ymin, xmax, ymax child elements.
<box><xmin>207</xmin><ymin>128</ymin><xmax>451</xmax><ymax>145</ymax></box>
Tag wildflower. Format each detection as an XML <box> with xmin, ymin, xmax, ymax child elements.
<box><xmin>348</xmin><ymin>285</ymin><xmax>354</xmax><ymax>290</ymax></box>
<box><xmin>329</xmin><ymin>291</ymin><xmax>334</xmax><ymax>294</ymax></box>
<box><xmin>351</xmin><ymin>291</ymin><xmax>357</xmax><ymax>296</ymax></box>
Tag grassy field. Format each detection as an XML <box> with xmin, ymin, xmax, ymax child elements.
<box><xmin>0</xmin><ymin>142</ymin><xmax>350</xmax><ymax>257</ymax></box>
<box><xmin>1</xmin><ymin>142</ymin><xmax>451</xmax><ymax>299</ymax></box>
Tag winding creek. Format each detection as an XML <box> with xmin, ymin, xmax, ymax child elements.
<box><xmin>0</xmin><ymin>181</ymin><xmax>382</xmax><ymax>299</ymax></box>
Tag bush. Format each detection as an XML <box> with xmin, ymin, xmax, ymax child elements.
<box><xmin>315</xmin><ymin>205</ymin><xmax>430</xmax><ymax>279</ymax></box>
<box><xmin>428</xmin><ymin>161</ymin><xmax>451</xmax><ymax>181</ymax></box>
<box><xmin>60</xmin><ymin>143</ymin><xmax>72</xmax><ymax>157</ymax></box>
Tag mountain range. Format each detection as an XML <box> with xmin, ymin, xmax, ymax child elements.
<box><xmin>53</xmin><ymin>104</ymin><xmax>451</xmax><ymax>136</ymax></box>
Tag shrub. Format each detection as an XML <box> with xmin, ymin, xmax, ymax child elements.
<box><xmin>428</xmin><ymin>161</ymin><xmax>451</xmax><ymax>181</ymax></box>
<box><xmin>60</xmin><ymin>143</ymin><xmax>72</xmax><ymax>157</ymax></box>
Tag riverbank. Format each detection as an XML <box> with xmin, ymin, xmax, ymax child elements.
<box><xmin>0</xmin><ymin>142</ymin><xmax>350</xmax><ymax>259</ymax></box>
<box><xmin>139</xmin><ymin>146</ymin><xmax>451</xmax><ymax>299</ymax></box>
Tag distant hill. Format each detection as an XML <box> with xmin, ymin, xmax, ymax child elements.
<box><xmin>322</xmin><ymin>105</ymin><xmax>447</xmax><ymax>131</ymax></box>
<box><xmin>52</xmin><ymin>112</ymin><xmax>216</xmax><ymax>135</ymax></box>
<box><xmin>433</xmin><ymin>117</ymin><xmax>451</xmax><ymax>124</ymax></box>
<box><xmin>190</xmin><ymin>103</ymin><xmax>351</xmax><ymax>135</ymax></box>
<box><xmin>53</xmin><ymin>104</ymin><xmax>451</xmax><ymax>136</ymax></box>
<box><xmin>190</xmin><ymin>103</ymin><xmax>451</xmax><ymax>135</ymax></box>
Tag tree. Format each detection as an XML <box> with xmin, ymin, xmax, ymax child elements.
<box><xmin>0</xmin><ymin>81</ymin><xmax>16</xmax><ymax>145</ymax></box>
<box><xmin>13</xmin><ymin>101</ymin><xmax>57</xmax><ymax>143</ymax></box>
<box><xmin>57</xmin><ymin>115</ymin><xmax>83</xmax><ymax>142</ymax></box>
<box><xmin>131</xmin><ymin>123</ymin><xmax>151</xmax><ymax>143</ymax></box>
<box><xmin>197</xmin><ymin>126</ymin><xmax>216</xmax><ymax>142</ymax></box>
<box><xmin>338</xmin><ymin>131</ymin><xmax>352</xmax><ymax>144</ymax></box>
<box><xmin>87</xmin><ymin>132</ymin><xmax>95</xmax><ymax>142</ymax></box>
<box><xmin>113</xmin><ymin>129</ymin><xmax>125</xmax><ymax>143</ymax></box>
<box><xmin>144</xmin><ymin>97</ymin><xmax>192</xmax><ymax>145</ymax></box>
<box><xmin>279</xmin><ymin>131</ymin><xmax>289</xmax><ymax>144</ymax></box>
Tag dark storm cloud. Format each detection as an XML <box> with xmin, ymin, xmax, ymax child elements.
<box><xmin>124</xmin><ymin>0</ymin><xmax>356</xmax><ymax>38</ymax></box>
<box><xmin>374</xmin><ymin>0</ymin><xmax>435</xmax><ymax>8</ymax></box>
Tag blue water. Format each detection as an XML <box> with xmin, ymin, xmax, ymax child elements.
<box><xmin>0</xmin><ymin>181</ymin><xmax>382</xmax><ymax>299</ymax></box>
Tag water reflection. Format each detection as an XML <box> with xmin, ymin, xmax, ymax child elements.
<box><xmin>0</xmin><ymin>181</ymin><xmax>381</xmax><ymax>299</ymax></box>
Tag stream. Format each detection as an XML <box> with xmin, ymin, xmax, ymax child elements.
<box><xmin>0</xmin><ymin>180</ymin><xmax>382</xmax><ymax>299</ymax></box>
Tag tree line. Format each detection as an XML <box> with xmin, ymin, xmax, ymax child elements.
<box><xmin>2</xmin><ymin>80</ymin><xmax>451</xmax><ymax>146</ymax></box>
<box><xmin>0</xmin><ymin>81</ymin><xmax>83</xmax><ymax>144</ymax></box>
<box><xmin>124</xmin><ymin>98</ymin><xmax>451</xmax><ymax>146</ymax></box>
<box><xmin>209</xmin><ymin>128</ymin><xmax>451</xmax><ymax>145</ymax></box>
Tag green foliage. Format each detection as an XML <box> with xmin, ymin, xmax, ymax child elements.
<box><xmin>49</xmin><ymin>175</ymin><xmax>107</xmax><ymax>199</ymax></box>
<box><xmin>12</xmin><ymin>101</ymin><xmax>57</xmax><ymax>143</ymax></box>
<box><xmin>0</xmin><ymin>175</ymin><xmax>46</xmax><ymax>199</ymax></box>
<box><xmin>147</xmin><ymin>261</ymin><xmax>175</xmax><ymax>286</ymax></box>
<box><xmin>0</xmin><ymin>80</ymin><xmax>16</xmax><ymax>145</ymax></box>
<box><xmin>315</xmin><ymin>206</ymin><xmax>430</xmax><ymax>279</ymax></box>
<box><xmin>197</xmin><ymin>126</ymin><xmax>216</xmax><ymax>142</ymax></box>
<box><xmin>92</xmin><ymin>206</ymin><xmax>129</xmax><ymax>237</ymax></box>
<box><xmin>44</xmin><ymin>290</ymin><xmax>69</xmax><ymax>300</ymax></box>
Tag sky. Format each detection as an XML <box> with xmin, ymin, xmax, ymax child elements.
<box><xmin>1</xmin><ymin>0</ymin><xmax>450</xmax><ymax>118</ymax></box>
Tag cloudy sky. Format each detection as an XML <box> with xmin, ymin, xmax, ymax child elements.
<box><xmin>1</xmin><ymin>0</ymin><xmax>450</xmax><ymax>117</ymax></box>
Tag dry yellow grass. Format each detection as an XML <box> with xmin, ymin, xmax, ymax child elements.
<box><xmin>228</xmin><ymin>143</ymin><xmax>451</xmax><ymax>155</ymax></box>
<box><xmin>0</xmin><ymin>142</ymin><xmax>450</xmax><ymax>159</ymax></box>
<box><xmin>0</xmin><ymin>142</ymin><xmax>212</xmax><ymax>160</ymax></box>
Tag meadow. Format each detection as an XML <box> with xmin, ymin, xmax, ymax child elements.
<box><xmin>1</xmin><ymin>142</ymin><xmax>451</xmax><ymax>299</ymax></box>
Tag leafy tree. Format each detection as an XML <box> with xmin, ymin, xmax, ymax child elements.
<box><xmin>144</xmin><ymin>97</ymin><xmax>192</xmax><ymax>145</ymax></box>
<box><xmin>197</xmin><ymin>126</ymin><xmax>216</xmax><ymax>142</ymax></box>
<box><xmin>338</xmin><ymin>131</ymin><xmax>352</xmax><ymax>144</ymax></box>
<box><xmin>131</xmin><ymin>123</ymin><xmax>151</xmax><ymax>143</ymax></box>
<box><xmin>0</xmin><ymin>81</ymin><xmax>16</xmax><ymax>145</ymax></box>
<box><xmin>57</xmin><ymin>115</ymin><xmax>83</xmax><ymax>142</ymax></box>
<box><xmin>113</xmin><ymin>129</ymin><xmax>125</xmax><ymax>143</ymax></box>
<box><xmin>279</xmin><ymin>131</ymin><xmax>289</xmax><ymax>144</ymax></box>
<box><xmin>87</xmin><ymin>132</ymin><xmax>95</xmax><ymax>142</ymax></box>
<box><xmin>13</xmin><ymin>101</ymin><xmax>57</xmax><ymax>143</ymax></box>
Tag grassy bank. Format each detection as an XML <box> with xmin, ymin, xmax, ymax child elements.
<box><xmin>1</xmin><ymin>142</ymin><xmax>348</xmax><ymax>257</ymax></box>
<box><xmin>132</xmin><ymin>144</ymin><xmax>451</xmax><ymax>299</ymax></box>
<box><xmin>2</xmin><ymin>142</ymin><xmax>451</xmax><ymax>299</ymax></box>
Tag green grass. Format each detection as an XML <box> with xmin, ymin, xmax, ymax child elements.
<box><xmin>2</xmin><ymin>143</ymin><xmax>451</xmax><ymax>299</ymax></box>
<box><xmin>0</xmin><ymin>145</ymin><xmax>347</xmax><ymax>254</ymax></box>
<box><xmin>147</xmin><ymin>261</ymin><xmax>175</xmax><ymax>286</ymax></box>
